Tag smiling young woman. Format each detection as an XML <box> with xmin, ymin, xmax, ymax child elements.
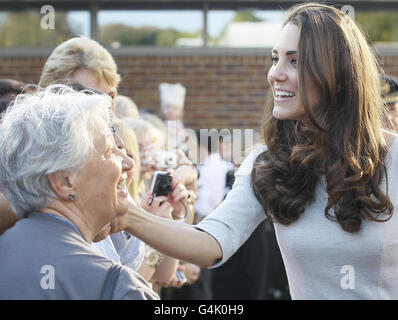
<box><xmin>117</xmin><ymin>3</ymin><xmax>398</xmax><ymax>299</ymax></box>
<box><xmin>253</xmin><ymin>3</ymin><xmax>392</xmax><ymax>233</ymax></box>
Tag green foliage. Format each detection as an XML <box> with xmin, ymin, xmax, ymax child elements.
<box><xmin>101</xmin><ymin>10</ymin><xmax>262</xmax><ymax>47</ymax></box>
<box><xmin>101</xmin><ymin>24</ymin><xmax>200</xmax><ymax>46</ymax></box>
<box><xmin>155</xmin><ymin>28</ymin><xmax>179</xmax><ymax>46</ymax></box>
<box><xmin>232</xmin><ymin>11</ymin><xmax>262</xmax><ymax>23</ymax></box>
<box><xmin>101</xmin><ymin>24</ymin><xmax>158</xmax><ymax>46</ymax></box>
<box><xmin>213</xmin><ymin>10</ymin><xmax>263</xmax><ymax>46</ymax></box>
<box><xmin>0</xmin><ymin>11</ymin><xmax>77</xmax><ymax>47</ymax></box>
<box><xmin>355</xmin><ymin>12</ymin><xmax>398</xmax><ymax>43</ymax></box>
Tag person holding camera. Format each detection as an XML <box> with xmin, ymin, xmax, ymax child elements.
<box><xmin>122</xmin><ymin>116</ymin><xmax>196</xmax><ymax>289</ymax></box>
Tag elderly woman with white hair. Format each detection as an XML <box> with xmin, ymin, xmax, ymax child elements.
<box><xmin>0</xmin><ymin>86</ymin><xmax>158</xmax><ymax>300</ymax></box>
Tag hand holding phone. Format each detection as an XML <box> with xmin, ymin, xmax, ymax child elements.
<box><xmin>149</xmin><ymin>171</ymin><xmax>173</xmax><ymax>205</ymax></box>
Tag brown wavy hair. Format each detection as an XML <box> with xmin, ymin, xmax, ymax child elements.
<box><xmin>251</xmin><ymin>3</ymin><xmax>393</xmax><ymax>232</ymax></box>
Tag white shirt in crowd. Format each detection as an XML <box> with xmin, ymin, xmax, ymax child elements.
<box><xmin>195</xmin><ymin>152</ymin><xmax>234</xmax><ymax>218</ymax></box>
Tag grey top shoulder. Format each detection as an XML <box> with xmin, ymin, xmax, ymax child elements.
<box><xmin>0</xmin><ymin>212</ymin><xmax>159</xmax><ymax>300</ymax></box>
<box><xmin>197</xmin><ymin>140</ymin><xmax>398</xmax><ymax>299</ymax></box>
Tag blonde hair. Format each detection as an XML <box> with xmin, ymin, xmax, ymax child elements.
<box><xmin>115</xmin><ymin>95</ymin><xmax>139</xmax><ymax>119</ymax></box>
<box><xmin>39</xmin><ymin>37</ymin><xmax>120</xmax><ymax>89</ymax></box>
<box><xmin>112</xmin><ymin>119</ymin><xmax>140</xmax><ymax>202</ymax></box>
<box><xmin>123</xmin><ymin>117</ymin><xmax>166</xmax><ymax>150</ymax></box>
<box><xmin>139</xmin><ymin>112</ymin><xmax>168</xmax><ymax>148</ymax></box>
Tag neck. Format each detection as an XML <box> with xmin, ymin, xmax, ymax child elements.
<box><xmin>41</xmin><ymin>200</ymin><xmax>96</xmax><ymax>243</ymax></box>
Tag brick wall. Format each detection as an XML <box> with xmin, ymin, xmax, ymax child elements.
<box><xmin>116</xmin><ymin>54</ymin><xmax>268</xmax><ymax>131</ymax></box>
<box><xmin>0</xmin><ymin>49</ymin><xmax>398</xmax><ymax>133</ymax></box>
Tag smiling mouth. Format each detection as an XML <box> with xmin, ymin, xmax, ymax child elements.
<box><xmin>117</xmin><ymin>173</ymin><xmax>128</xmax><ymax>198</ymax></box>
<box><xmin>274</xmin><ymin>90</ymin><xmax>297</xmax><ymax>100</ymax></box>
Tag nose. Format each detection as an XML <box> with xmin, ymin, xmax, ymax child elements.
<box><xmin>113</xmin><ymin>132</ymin><xmax>135</xmax><ymax>172</ymax></box>
<box><xmin>268</xmin><ymin>61</ymin><xmax>288</xmax><ymax>84</ymax></box>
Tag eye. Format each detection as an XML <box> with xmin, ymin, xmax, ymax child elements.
<box><xmin>290</xmin><ymin>57</ymin><xmax>297</xmax><ymax>66</ymax></box>
<box><xmin>271</xmin><ymin>56</ymin><xmax>279</xmax><ymax>65</ymax></box>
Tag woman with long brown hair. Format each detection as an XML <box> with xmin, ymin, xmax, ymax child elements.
<box><xmin>32</xmin><ymin>3</ymin><xmax>395</xmax><ymax>299</ymax></box>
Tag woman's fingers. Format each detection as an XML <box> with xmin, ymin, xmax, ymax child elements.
<box><xmin>151</xmin><ymin>195</ymin><xmax>169</xmax><ymax>207</ymax></box>
<box><xmin>172</xmin><ymin>183</ymin><xmax>188</xmax><ymax>203</ymax></box>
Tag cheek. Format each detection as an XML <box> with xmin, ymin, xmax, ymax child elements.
<box><xmin>104</xmin><ymin>159</ymin><xmax>122</xmax><ymax>190</ymax></box>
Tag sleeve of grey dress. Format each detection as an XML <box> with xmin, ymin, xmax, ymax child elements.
<box><xmin>196</xmin><ymin>144</ymin><xmax>267</xmax><ymax>268</ymax></box>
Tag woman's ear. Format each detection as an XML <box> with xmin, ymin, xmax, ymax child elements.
<box><xmin>47</xmin><ymin>171</ymin><xmax>74</xmax><ymax>201</ymax></box>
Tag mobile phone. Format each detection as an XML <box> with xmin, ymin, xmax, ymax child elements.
<box><xmin>175</xmin><ymin>269</ymin><xmax>187</xmax><ymax>283</ymax></box>
<box><xmin>149</xmin><ymin>171</ymin><xmax>173</xmax><ymax>205</ymax></box>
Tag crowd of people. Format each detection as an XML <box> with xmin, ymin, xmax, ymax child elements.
<box><xmin>0</xmin><ymin>35</ymin><xmax>290</xmax><ymax>299</ymax></box>
<box><xmin>0</xmin><ymin>2</ymin><xmax>398</xmax><ymax>300</ymax></box>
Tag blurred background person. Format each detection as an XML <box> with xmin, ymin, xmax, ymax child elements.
<box><xmin>0</xmin><ymin>86</ymin><xmax>157</xmax><ymax>299</ymax></box>
<box><xmin>161</xmin><ymin>131</ymin><xmax>235</xmax><ymax>300</ymax></box>
<box><xmin>114</xmin><ymin>95</ymin><xmax>139</xmax><ymax>119</ymax></box>
<box><xmin>0</xmin><ymin>78</ymin><xmax>35</xmax><ymax>114</ymax></box>
<box><xmin>39</xmin><ymin>37</ymin><xmax>118</xmax><ymax>100</ymax></box>
<box><xmin>140</xmin><ymin>110</ymin><xmax>169</xmax><ymax>148</ymax></box>
<box><xmin>194</xmin><ymin>132</ymin><xmax>235</xmax><ymax>223</ymax></box>
<box><xmin>0</xmin><ymin>78</ymin><xmax>26</xmax><ymax>101</ymax></box>
<box><xmin>159</xmin><ymin>82</ymin><xmax>198</xmax><ymax>161</ymax></box>
<box><xmin>159</xmin><ymin>82</ymin><xmax>186</xmax><ymax>150</ymax></box>
<box><xmin>122</xmin><ymin>116</ymin><xmax>194</xmax><ymax>291</ymax></box>
<box><xmin>123</xmin><ymin>117</ymin><xmax>166</xmax><ymax>192</ymax></box>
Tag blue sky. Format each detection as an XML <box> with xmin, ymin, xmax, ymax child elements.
<box><xmin>68</xmin><ymin>10</ymin><xmax>283</xmax><ymax>38</ymax></box>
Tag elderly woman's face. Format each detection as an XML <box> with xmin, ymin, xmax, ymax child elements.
<box><xmin>72</xmin><ymin>129</ymin><xmax>129</xmax><ymax>232</ymax></box>
<box><xmin>267</xmin><ymin>23</ymin><xmax>319</xmax><ymax>122</ymax></box>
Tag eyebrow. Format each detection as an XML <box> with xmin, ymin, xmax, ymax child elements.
<box><xmin>272</xmin><ymin>49</ymin><xmax>297</xmax><ymax>56</ymax></box>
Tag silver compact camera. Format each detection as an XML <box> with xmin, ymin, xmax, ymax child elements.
<box><xmin>153</xmin><ymin>150</ymin><xmax>178</xmax><ymax>169</ymax></box>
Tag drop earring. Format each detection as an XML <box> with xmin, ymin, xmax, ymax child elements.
<box><xmin>68</xmin><ymin>194</ymin><xmax>75</xmax><ymax>201</ymax></box>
